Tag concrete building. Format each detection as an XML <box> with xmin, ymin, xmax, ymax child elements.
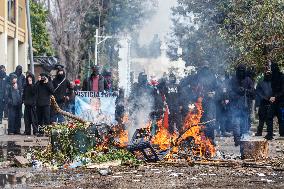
<box><xmin>0</xmin><ymin>0</ymin><xmax>28</xmax><ymax>73</ymax></box>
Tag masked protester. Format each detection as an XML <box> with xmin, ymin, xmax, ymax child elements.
<box><xmin>255</xmin><ymin>70</ymin><xmax>274</xmax><ymax>140</ymax></box>
<box><xmin>129</xmin><ymin>73</ymin><xmax>155</xmax><ymax>126</ymax></box>
<box><xmin>150</xmin><ymin>76</ymin><xmax>163</xmax><ymax>122</ymax></box>
<box><xmin>0</xmin><ymin>66</ymin><xmax>9</xmax><ymax>120</ymax></box>
<box><xmin>0</xmin><ymin>66</ymin><xmax>7</xmax><ymax>124</ymax></box>
<box><xmin>229</xmin><ymin>64</ymin><xmax>255</xmax><ymax>146</ymax></box>
<box><xmin>196</xmin><ymin>64</ymin><xmax>217</xmax><ymax>144</ymax></box>
<box><xmin>216</xmin><ymin>73</ymin><xmax>232</xmax><ymax>137</ymax></box>
<box><xmin>13</xmin><ymin>65</ymin><xmax>25</xmax><ymax>93</ymax></box>
<box><xmin>23</xmin><ymin>74</ymin><xmax>38</xmax><ymax>135</ymax></box>
<box><xmin>178</xmin><ymin>74</ymin><xmax>198</xmax><ymax>122</ymax></box>
<box><xmin>82</xmin><ymin>66</ymin><xmax>105</xmax><ymax>92</ymax></box>
<box><xmin>6</xmin><ymin>74</ymin><xmax>22</xmax><ymax>135</ymax></box>
<box><xmin>270</xmin><ymin>63</ymin><xmax>284</xmax><ymax>137</ymax></box>
<box><xmin>166</xmin><ymin>73</ymin><xmax>180</xmax><ymax>133</ymax></box>
<box><xmin>115</xmin><ymin>88</ymin><xmax>125</xmax><ymax>124</ymax></box>
<box><xmin>103</xmin><ymin>71</ymin><xmax>113</xmax><ymax>92</ymax></box>
<box><xmin>51</xmin><ymin>65</ymin><xmax>71</xmax><ymax>123</ymax></box>
<box><xmin>36</xmin><ymin>73</ymin><xmax>54</xmax><ymax>135</ymax></box>
<box><xmin>66</xmin><ymin>82</ymin><xmax>76</xmax><ymax>114</ymax></box>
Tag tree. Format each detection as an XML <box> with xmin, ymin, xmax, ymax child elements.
<box><xmin>169</xmin><ymin>0</ymin><xmax>284</xmax><ymax>73</ymax></box>
<box><xmin>220</xmin><ymin>0</ymin><xmax>284</xmax><ymax>70</ymax></box>
<box><xmin>82</xmin><ymin>0</ymin><xmax>157</xmax><ymax>72</ymax></box>
<box><xmin>30</xmin><ymin>0</ymin><xmax>53</xmax><ymax>56</ymax></box>
<box><xmin>39</xmin><ymin>0</ymin><xmax>157</xmax><ymax>79</ymax></box>
<box><xmin>167</xmin><ymin>0</ymin><xmax>235</xmax><ymax>72</ymax></box>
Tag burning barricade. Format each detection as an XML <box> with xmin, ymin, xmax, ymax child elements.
<box><xmin>31</xmin><ymin>95</ymin><xmax>218</xmax><ymax>169</ymax></box>
<box><xmin>126</xmin><ymin>98</ymin><xmax>216</xmax><ymax>162</ymax></box>
<box><xmin>29</xmin><ymin>92</ymin><xmax>273</xmax><ymax>171</ymax></box>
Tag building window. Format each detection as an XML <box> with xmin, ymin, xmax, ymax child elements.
<box><xmin>8</xmin><ymin>0</ymin><xmax>16</xmax><ymax>23</ymax></box>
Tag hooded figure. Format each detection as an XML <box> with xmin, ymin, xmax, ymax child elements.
<box><xmin>82</xmin><ymin>66</ymin><xmax>105</xmax><ymax>92</ymax></box>
<box><xmin>270</xmin><ymin>63</ymin><xmax>284</xmax><ymax>136</ymax></box>
<box><xmin>166</xmin><ymin>73</ymin><xmax>181</xmax><ymax>132</ymax></box>
<box><xmin>6</xmin><ymin>74</ymin><xmax>22</xmax><ymax>134</ymax></box>
<box><xmin>255</xmin><ymin>70</ymin><xmax>274</xmax><ymax>139</ymax></box>
<box><xmin>36</xmin><ymin>73</ymin><xmax>54</xmax><ymax>133</ymax></box>
<box><xmin>51</xmin><ymin>65</ymin><xmax>71</xmax><ymax>123</ymax></box>
<box><xmin>23</xmin><ymin>74</ymin><xmax>38</xmax><ymax>135</ymax></box>
<box><xmin>195</xmin><ymin>65</ymin><xmax>217</xmax><ymax>143</ymax></box>
<box><xmin>103</xmin><ymin>71</ymin><xmax>113</xmax><ymax>92</ymax></box>
<box><xmin>230</xmin><ymin>64</ymin><xmax>255</xmax><ymax>145</ymax></box>
<box><xmin>0</xmin><ymin>69</ymin><xmax>7</xmax><ymax>124</ymax></box>
<box><xmin>13</xmin><ymin>65</ymin><xmax>25</xmax><ymax>93</ymax></box>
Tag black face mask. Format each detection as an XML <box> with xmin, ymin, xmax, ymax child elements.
<box><xmin>237</xmin><ymin>70</ymin><xmax>246</xmax><ymax>80</ymax></box>
<box><xmin>264</xmin><ymin>74</ymin><xmax>272</xmax><ymax>81</ymax></box>
<box><xmin>169</xmin><ymin>77</ymin><xmax>176</xmax><ymax>84</ymax></box>
<box><xmin>57</xmin><ymin>74</ymin><xmax>64</xmax><ymax>80</ymax></box>
<box><xmin>0</xmin><ymin>70</ymin><xmax>5</xmax><ymax>79</ymax></box>
<box><xmin>92</xmin><ymin>70</ymin><xmax>99</xmax><ymax>76</ymax></box>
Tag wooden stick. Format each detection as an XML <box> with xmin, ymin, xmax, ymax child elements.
<box><xmin>50</xmin><ymin>95</ymin><xmax>87</xmax><ymax>124</ymax></box>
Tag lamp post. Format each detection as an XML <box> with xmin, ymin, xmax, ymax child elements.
<box><xmin>94</xmin><ymin>28</ymin><xmax>114</xmax><ymax>65</ymax></box>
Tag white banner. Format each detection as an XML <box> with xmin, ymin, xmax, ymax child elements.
<box><xmin>75</xmin><ymin>91</ymin><xmax>117</xmax><ymax>125</ymax></box>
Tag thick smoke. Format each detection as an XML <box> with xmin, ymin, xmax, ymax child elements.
<box><xmin>126</xmin><ymin>89</ymin><xmax>154</xmax><ymax>140</ymax></box>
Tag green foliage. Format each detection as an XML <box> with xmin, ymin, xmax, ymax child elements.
<box><xmin>33</xmin><ymin>122</ymin><xmax>139</xmax><ymax>166</ymax></box>
<box><xmin>30</xmin><ymin>1</ymin><xmax>53</xmax><ymax>56</ymax></box>
<box><xmin>220</xmin><ymin>0</ymin><xmax>284</xmax><ymax>70</ymax></box>
<box><xmin>87</xmin><ymin>148</ymin><xmax>140</xmax><ymax>165</ymax></box>
<box><xmin>169</xmin><ymin>0</ymin><xmax>284</xmax><ymax>73</ymax></box>
<box><xmin>168</xmin><ymin>0</ymin><xmax>234</xmax><ymax>72</ymax></box>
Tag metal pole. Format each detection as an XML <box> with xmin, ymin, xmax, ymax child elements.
<box><xmin>95</xmin><ymin>29</ymin><xmax>99</xmax><ymax>65</ymax></box>
<box><xmin>88</xmin><ymin>46</ymin><xmax>91</xmax><ymax>77</ymax></box>
<box><xmin>26</xmin><ymin>0</ymin><xmax>34</xmax><ymax>74</ymax></box>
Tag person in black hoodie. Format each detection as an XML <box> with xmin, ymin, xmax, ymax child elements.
<box><xmin>0</xmin><ymin>66</ymin><xmax>7</xmax><ymax>124</ymax></box>
<box><xmin>229</xmin><ymin>64</ymin><xmax>255</xmax><ymax>145</ymax></box>
<box><xmin>13</xmin><ymin>65</ymin><xmax>25</xmax><ymax>93</ymax></box>
<box><xmin>36</xmin><ymin>73</ymin><xmax>54</xmax><ymax>133</ymax></box>
<box><xmin>270</xmin><ymin>63</ymin><xmax>284</xmax><ymax>136</ymax></box>
<box><xmin>23</xmin><ymin>74</ymin><xmax>38</xmax><ymax>135</ymax></box>
<box><xmin>166</xmin><ymin>73</ymin><xmax>180</xmax><ymax>133</ymax></box>
<box><xmin>6</xmin><ymin>74</ymin><xmax>22</xmax><ymax>134</ymax></box>
<box><xmin>51</xmin><ymin>65</ymin><xmax>70</xmax><ymax>123</ymax></box>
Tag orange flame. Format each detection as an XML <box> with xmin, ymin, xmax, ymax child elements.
<box><xmin>164</xmin><ymin>97</ymin><xmax>215</xmax><ymax>160</ymax></box>
<box><xmin>118</xmin><ymin>130</ymin><xmax>129</xmax><ymax>147</ymax></box>
<box><xmin>151</xmin><ymin>119</ymin><xmax>173</xmax><ymax>150</ymax></box>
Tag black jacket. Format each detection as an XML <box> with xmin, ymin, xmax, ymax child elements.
<box><xmin>52</xmin><ymin>76</ymin><xmax>70</xmax><ymax>104</ymax></box>
<box><xmin>229</xmin><ymin>76</ymin><xmax>255</xmax><ymax>110</ymax></box>
<box><xmin>256</xmin><ymin>79</ymin><xmax>272</xmax><ymax>106</ymax></box>
<box><xmin>23</xmin><ymin>75</ymin><xmax>37</xmax><ymax>106</ymax></box>
<box><xmin>36</xmin><ymin>81</ymin><xmax>54</xmax><ymax>106</ymax></box>
<box><xmin>13</xmin><ymin>66</ymin><xmax>25</xmax><ymax>93</ymax></box>
<box><xmin>0</xmin><ymin>70</ymin><xmax>7</xmax><ymax>100</ymax></box>
<box><xmin>271</xmin><ymin>64</ymin><xmax>284</xmax><ymax>106</ymax></box>
<box><xmin>166</xmin><ymin>83</ymin><xmax>179</xmax><ymax>112</ymax></box>
<box><xmin>6</xmin><ymin>74</ymin><xmax>22</xmax><ymax>106</ymax></box>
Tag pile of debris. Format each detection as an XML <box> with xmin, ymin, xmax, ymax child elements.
<box><xmin>17</xmin><ymin>96</ymin><xmax>282</xmax><ymax>171</ymax></box>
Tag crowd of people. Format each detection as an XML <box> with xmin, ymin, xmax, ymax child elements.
<box><xmin>127</xmin><ymin>62</ymin><xmax>284</xmax><ymax>146</ymax></box>
<box><xmin>1</xmin><ymin>61</ymin><xmax>283</xmax><ymax>146</ymax></box>
<box><xmin>0</xmin><ymin>64</ymin><xmax>113</xmax><ymax>136</ymax></box>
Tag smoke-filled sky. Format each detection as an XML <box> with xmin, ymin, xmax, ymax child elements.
<box><xmin>139</xmin><ymin>0</ymin><xmax>177</xmax><ymax>45</ymax></box>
